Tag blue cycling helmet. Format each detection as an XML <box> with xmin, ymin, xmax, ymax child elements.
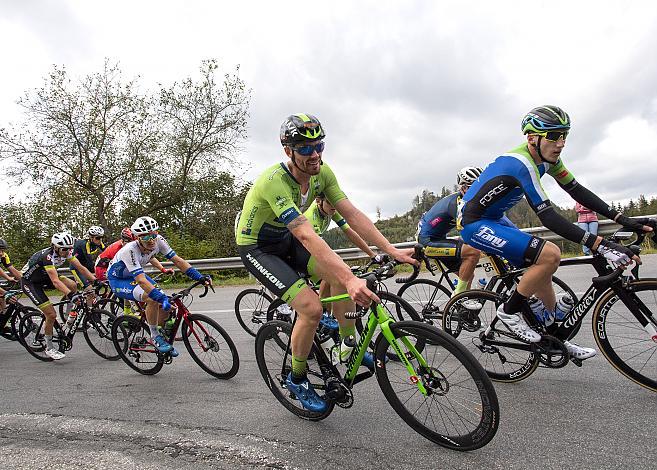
<box><xmin>521</xmin><ymin>105</ymin><xmax>571</xmax><ymax>134</ymax></box>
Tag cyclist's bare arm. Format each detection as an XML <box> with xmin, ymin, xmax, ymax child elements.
<box><xmin>69</xmin><ymin>258</ymin><xmax>96</xmax><ymax>282</ymax></box>
<box><xmin>288</xmin><ymin>215</ymin><xmax>379</xmax><ymax>306</ymax></box>
<box><xmin>8</xmin><ymin>265</ymin><xmax>21</xmax><ymax>280</ymax></box>
<box><xmin>335</xmin><ymin>199</ymin><xmax>416</xmax><ymax>265</ymax></box>
<box><xmin>343</xmin><ymin>226</ymin><xmax>376</xmax><ymax>258</ymax></box>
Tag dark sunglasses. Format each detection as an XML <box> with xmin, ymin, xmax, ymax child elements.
<box><xmin>294</xmin><ymin>141</ymin><xmax>325</xmax><ymax>156</ymax></box>
<box><xmin>535</xmin><ymin>130</ymin><xmax>568</xmax><ymax>142</ymax></box>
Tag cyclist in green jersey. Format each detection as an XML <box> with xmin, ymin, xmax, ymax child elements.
<box><xmin>236</xmin><ymin>113</ymin><xmax>416</xmax><ymax>413</ymax></box>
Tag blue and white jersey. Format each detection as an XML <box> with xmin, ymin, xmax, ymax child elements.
<box><xmin>460</xmin><ymin>143</ymin><xmax>573</xmax><ymax>225</ymax></box>
<box><xmin>107</xmin><ymin>236</ymin><xmax>176</xmax><ymax>279</ymax></box>
<box><xmin>418</xmin><ymin>193</ymin><xmax>459</xmax><ymax>241</ymax></box>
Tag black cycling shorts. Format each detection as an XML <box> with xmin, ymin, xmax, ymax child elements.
<box><xmin>238</xmin><ymin>233</ymin><xmax>318</xmax><ymax>304</ymax></box>
<box><xmin>21</xmin><ymin>278</ymin><xmax>55</xmax><ymax>309</ymax></box>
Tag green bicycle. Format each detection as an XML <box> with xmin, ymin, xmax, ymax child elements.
<box><xmin>254</xmin><ymin>257</ymin><xmax>499</xmax><ymax>451</ymax></box>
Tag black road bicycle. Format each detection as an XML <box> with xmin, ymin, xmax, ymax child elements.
<box><xmin>255</xmin><ymin>255</ymin><xmax>499</xmax><ymax>451</ymax></box>
<box><xmin>18</xmin><ymin>289</ymin><xmax>118</xmax><ymax>361</ymax></box>
<box><xmin>441</xmin><ymin>226</ymin><xmax>657</xmax><ymax>392</ymax></box>
<box><xmin>396</xmin><ymin>246</ymin><xmax>576</xmax><ymax>324</ymax></box>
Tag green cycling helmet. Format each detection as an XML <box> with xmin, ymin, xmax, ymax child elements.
<box><xmin>280</xmin><ymin>113</ymin><xmax>326</xmax><ymax>146</ymax></box>
<box><xmin>521</xmin><ymin>105</ymin><xmax>571</xmax><ymax>134</ymax></box>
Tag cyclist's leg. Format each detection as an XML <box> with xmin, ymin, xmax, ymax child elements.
<box><xmin>462</xmin><ymin>219</ymin><xmax>548</xmax><ymax>342</ymax></box>
<box><xmin>458</xmin><ymin>243</ymin><xmax>481</xmax><ymax>289</ymax></box>
<box><xmin>240</xmin><ymin>241</ymin><xmax>327</xmax><ymax>412</ymax></box>
<box><xmin>20</xmin><ymin>279</ymin><xmax>63</xmax><ymax>359</ymax></box>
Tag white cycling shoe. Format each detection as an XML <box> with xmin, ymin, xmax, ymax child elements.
<box><xmin>496</xmin><ymin>306</ymin><xmax>542</xmax><ymax>343</ymax></box>
<box><xmin>563</xmin><ymin>341</ymin><xmax>596</xmax><ymax>360</ymax></box>
<box><xmin>462</xmin><ymin>299</ymin><xmax>483</xmax><ymax>310</ymax></box>
<box><xmin>45</xmin><ymin>348</ymin><xmax>65</xmax><ymax>360</ymax></box>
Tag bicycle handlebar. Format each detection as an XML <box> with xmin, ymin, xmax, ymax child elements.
<box><xmin>170</xmin><ymin>278</ymin><xmax>213</xmax><ymax>301</ymax></box>
<box><xmin>394</xmin><ymin>244</ymin><xmax>433</xmax><ymax>284</ymax></box>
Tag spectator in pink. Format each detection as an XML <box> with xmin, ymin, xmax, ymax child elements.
<box><xmin>575</xmin><ymin>202</ymin><xmax>599</xmax><ymax>255</ymax></box>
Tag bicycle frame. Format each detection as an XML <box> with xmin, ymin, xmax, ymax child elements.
<box><xmin>313</xmin><ymin>292</ymin><xmax>431</xmax><ymax>395</ymax></box>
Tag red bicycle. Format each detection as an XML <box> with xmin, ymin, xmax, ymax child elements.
<box><xmin>110</xmin><ymin>279</ymin><xmax>239</xmax><ymax>378</ymax></box>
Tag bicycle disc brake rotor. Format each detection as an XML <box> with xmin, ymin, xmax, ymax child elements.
<box><xmin>533</xmin><ymin>335</ymin><xmax>569</xmax><ymax>368</ymax></box>
<box><xmin>420</xmin><ymin>366</ymin><xmax>449</xmax><ymax>396</ymax></box>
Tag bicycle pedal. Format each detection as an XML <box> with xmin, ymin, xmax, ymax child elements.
<box><xmin>570</xmin><ymin>357</ymin><xmax>583</xmax><ymax>367</ymax></box>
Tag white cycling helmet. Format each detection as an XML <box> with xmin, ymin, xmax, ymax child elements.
<box><xmin>131</xmin><ymin>216</ymin><xmax>159</xmax><ymax>236</ymax></box>
<box><xmin>51</xmin><ymin>232</ymin><xmax>75</xmax><ymax>249</ymax></box>
<box><xmin>87</xmin><ymin>225</ymin><xmax>105</xmax><ymax>237</ymax></box>
<box><xmin>457</xmin><ymin>166</ymin><xmax>483</xmax><ymax>186</ymax></box>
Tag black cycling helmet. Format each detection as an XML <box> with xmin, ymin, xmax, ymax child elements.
<box><xmin>0</xmin><ymin>238</ymin><xmax>7</xmax><ymax>249</ymax></box>
<box><xmin>280</xmin><ymin>113</ymin><xmax>326</xmax><ymax>147</ymax></box>
<box><xmin>521</xmin><ymin>105</ymin><xmax>571</xmax><ymax>134</ymax></box>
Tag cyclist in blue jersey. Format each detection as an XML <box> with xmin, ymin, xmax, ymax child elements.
<box><xmin>459</xmin><ymin>105</ymin><xmax>652</xmax><ymax>359</ymax></box>
<box><xmin>417</xmin><ymin>167</ymin><xmax>485</xmax><ymax>301</ymax></box>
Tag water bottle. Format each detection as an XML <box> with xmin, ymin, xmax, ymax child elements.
<box><xmin>333</xmin><ymin>334</ymin><xmax>357</xmax><ymax>364</ymax></box>
<box><xmin>163</xmin><ymin>313</ymin><xmax>176</xmax><ymax>339</ymax></box>
<box><xmin>528</xmin><ymin>296</ymin><xmax>554</xmax><ymax>326</ymax></box>
<box><xmin>452</xmin><ymin>278</ymin><xmax>458</xmax><ymax>288</ymax></box>
<box><xmin>554</xmin><ymin>294</ymin><xmax>574</xmax><ymax>321</ymax></box>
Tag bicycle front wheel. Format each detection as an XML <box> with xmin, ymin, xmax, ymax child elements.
<box><xmin>234</xmin><ymin>288</ymin><xmax>273</xmax><ymax>336</ymax></box>
<box><xmin>83</xmin><ymin>308</ymin><xmax>119</xmax><ymax>360</ymax></box>
<box><xmin>374</xmin><ymin>321</ymin><xmax>499</xmax><ymax>451</ymax></box>
<box><xmin>111</xmin><ymin>315</ymin><xmax>163</xmax><ymax>375</ymax></box>
<box><xmin>255</xmin><ymin>320</ymin><xmax>334</xmax><ymax>421</ymax></box>
<box><xmin>397</xmin><ymin>279</ymin><xmax>451</xmax><ymax>324</ymax></box>
<box><xmin>593</xmin><ymin>279</ymin><xmax>657</xmax><ymax>392</ymax></box>
<box><xmin>18</xmin><ymin>311</ymin><xmax>65</xmax><ymax>362</ymax></box>
<box><xmin>182</xmin><ymin>314</ymin><xmax>239</xmax><ymax>379</ymax></box>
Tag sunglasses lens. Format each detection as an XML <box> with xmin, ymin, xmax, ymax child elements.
<box><xmin>545</xmin><ymin>131</ymin><xmax>568</xmax><ymax>141</ymax></box>
<box><xmin>141</xmin><ymin>234</ymin><xmax>157</xmax><ymax>241</ymax></box>
<box><xmin>295</xmin><ymin>142</ymin><xmax>325</xmax><ymax>156</ymax></box>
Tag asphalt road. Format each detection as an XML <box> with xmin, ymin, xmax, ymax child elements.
<box><xmin>1</xmin><ymin>256</ymin><xmax>657</xmax><ymax>469</ymax></box>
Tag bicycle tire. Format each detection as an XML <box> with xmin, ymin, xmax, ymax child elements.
<box><xmin>397</xmin><ymin>279</ymin><xmax>452</xmax><ymax>324</ymax></box>
<box><xmin>83</xmin><ymin>308</ymin><xmax>120</xmax><ymax>360</ymax></box>
<box><xmin>255</xmin><ymin>320</ymin><xmax>335</xmax><ymax>421</ymax></box>
<box><xmin>111</xmin><ymin>315</ymin><xmax>164</xmax><ymax>375</ymax></box>
<box><xmin>442</xmin><ymin>290</ymin><xmax>540</xmax><ymax>383</ymax></box>
<box><xmin>182</xmin><ymin>313</ymin><xmax>240</xmax><ymax>379</ymax></box>
<box><xmin>593</xmin><ymin>279</ymin><xmax>657</xmax><ymax>392</ymax></box>
<box><xmin>18</xmin><ymin>311</ymin><xmax>65</xmax><ymax>362</ymax></box>
<box><xmin>235</xmin><ymin>288</ymin><xmax>273</xmax><ymax>336</ymax></box>
<box><xmin>11</xmin><ymin>305</ymin><xmax>40</xmax><ymax>345</ymax></box>
<box><xmin>374</xmin><ymin>321</ymin><xmax>499</xmax><ymax>451</ymax></box>
<box><xmin>94</xmin><ymin>298</ymin><xmax>123</xmax><ymax>318</ymax></box>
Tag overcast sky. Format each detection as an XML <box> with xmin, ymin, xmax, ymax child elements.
<box><xmin>2</xmin><ymin>0</ymin><xmax>657</xmax><ymax>219</ymax></box>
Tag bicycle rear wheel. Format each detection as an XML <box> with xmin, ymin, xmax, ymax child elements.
<box><xmin>182</xmin><ymin>313</ymin><xmax>239</xmax><ymax>379</ymax></box>
<box><xmin>374</xmin><ymin>321</ymin><xmax>499</xmax><ymax>451</ymax></box>
<box><xmin>235</xmin><ymin>288</ymin><xmax>273</xmax><ymax>336</ymax></box>
<box><xmin>95</xmin><ymin>298</ymin><xmax>123</xmax><ymax>318</ymax></box>
<box><xmin>111</xmin><ymin>315</ymin><xmax>163</xmax><ymax>375</ymax></box>
<box><xmin>397</xmin><ymin>279</ymin><xmax>452</xmax><ymax>324</ymax></box>
<box><xmin>83</xmin><ymin>308</ymin><xmax>119</xmax><ymax>360</ymax></box>
<box><xmin>593</xmin><ymin>279</ymin><xmax>657</xmax><ymax>392</ymax></box>
<box><xmin>255</xmin><ymin>320</ymin><xmax>334</xmax><ymax>421</ymax></box>
<box><xmin>442</xmin><ymin>291</ymin><xmax>539</xmax><ymax>383</ymax></box>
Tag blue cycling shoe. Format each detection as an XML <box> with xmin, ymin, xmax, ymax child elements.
<box><xmin>285</xmin><ymin>373</ymin><xmax>328</xmax><ymax>413</ymax></box>
<box><xmin>169</xmin><ymin>346</ymin><xmax>179</xmax><ymax>358</ymax></box>
<box><xmin>361</xmin><ymin>351</ymin><xmax>388</xmax><ymax>370</ymax></box>
<box><xmin>152</xmin><ymin>334</ymin><xmax>173</xmax><ymax>354</ymax></box>
<box><xmin>319</xmin><ymin>311</ymin><xmax>339</xmax><ymax>331</ymax></box>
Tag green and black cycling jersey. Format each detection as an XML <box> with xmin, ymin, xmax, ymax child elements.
<box><xmin>236</xmin><ymin>162</ymin><xmax>347</xmax><ymax>246</ymax></box>
<box><xmin>21</xmin><ymin>247</ymin><xmax>76</xmax><ymax>284</ymax></box>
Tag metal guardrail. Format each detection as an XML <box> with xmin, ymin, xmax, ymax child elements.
<box><xmin>55</xmin><ymin>215</ymin><xmax>653</xmax><ymax>274</ymax></box>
